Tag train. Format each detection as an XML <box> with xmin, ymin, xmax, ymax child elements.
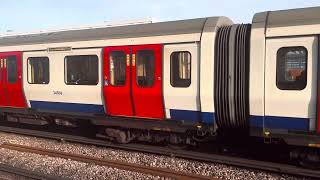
<box><xmin>0</xmin><ymin>6</ymin><xmax>319</xmax><ymax>166</ymax></box>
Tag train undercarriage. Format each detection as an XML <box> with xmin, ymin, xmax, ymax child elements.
<box><xmin>0</xmin><ymin>111</ymin><xmax>319</xmax><ymax>170</ymax></box>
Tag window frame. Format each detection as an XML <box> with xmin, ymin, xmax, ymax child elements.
<box><xmin>64</xmin><ymin>55</ymin><xmax>99</xmax><ymax>86</ymax></box>
<box><xmin>276</xmin><ymin>46</ymin><xmax>308</xmax><ymax>91</ymax></box>
<box><xmin>27</xmin><ymin>56</ymin><xmax>50</xmax><ymax>85</ymax></box>
<box><xmin>135</xmin><ymin>50</ymin><xmax>156</xmax><ymax>88</ymax></box>
<box><xmin>170</xmin><ymin>51</ymin><xmax>192</xmax><ymax>88</ymax></box>
<box><xmin>109</xmin><ymin>50</ymin><xmax>127</xmax><ymax>87</ymax></box>
<box><xmin>7</xmin><ymin>55</ymin><xmax>18</xmax><ymax>84</ymax></box>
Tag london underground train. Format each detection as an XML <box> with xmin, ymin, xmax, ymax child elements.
<box><xmin>0</xmin><ymin>6</ymin><xmax>319</xmax><ymax>164</ymax></box>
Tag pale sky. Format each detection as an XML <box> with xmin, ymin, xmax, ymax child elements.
<box><xmin>1</xmin><ymin>0</ymin><xmax>320</xmax><ymax>33</ymax></box>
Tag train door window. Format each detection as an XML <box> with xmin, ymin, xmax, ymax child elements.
<box><xmin>276</xmin><ymin>47</ymin><xmax>307</xmax><ymax>90</ymax></box>
<box><xmin>110</xmin><ymin>51</ymin><xmax>126</xmax><ymax>86</ymax></box>
<box><xmin>7</xmin><ymin>56</ymin><xmax>17</xmax><ymax>84</ymax></box>
<box><xmin>136</xmin><ymin>50</ymin><xmax>155</xmax><ymax>87</ymax></box>
<box><xmin>65</xmin><ymin>55</ymin><xmax>98</xmax><ymax>85</ymax></box>
<box><xmin>170</xmin><ymin>51</ymin><xmax>191</xmax><ymax>87</ymax></box>
<box><xmin>27</xmin><ymin>57</ymin><xmax>49</xmax><ymax>84</ymax></box>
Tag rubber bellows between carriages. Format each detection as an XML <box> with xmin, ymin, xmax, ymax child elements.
<box><xmin>214</xmin><ymin>24</ymin><xmax>251</xmax><ymax>134</ymax></box>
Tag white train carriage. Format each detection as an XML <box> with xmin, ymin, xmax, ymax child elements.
<box><xmin>249</xmin><ymin>7</ymin><xmax>320</xmax><ymax>146</ymax></box>
<box><xmin>0</xmin><ymin>6</ymin><xmax>319</xmax><ymax>150</ymax></box>
<box><xmin>23</xmin><ymin>48</ymin><xmax>104</xmax><ymax>114</ymax></box>
<box><xmin>0</xmin><ymin>17</ymin><xmax>233</xmax><ymax>130</ymax></box>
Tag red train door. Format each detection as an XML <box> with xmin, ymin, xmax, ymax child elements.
<box><xmin>103</xmin><ymin>46</ymin><xmax>134</xmax><ymax>117</ymax></box>
<box><xmin>0</xmin><ymin>52</ymin><xmax>26</xmax><ymax>108</ymax></box>
<box><xmin>103</xmin><ymin>44</ymin><xmax>164</xmax><ymax>119</ymax></box>
<box><xmin>132</xmin><ymin>45</ymin><xmax>164</xmax><ymax>119</ymax></box>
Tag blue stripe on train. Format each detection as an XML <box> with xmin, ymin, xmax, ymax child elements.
<box><xmin>30</xmin><ymin>101</ymin><xmax>105</xmax><ymax>114</ymax></box>
<box><xmin>250</xmin><ymin>115</ymin><xmax>309</xmax><ymax>131</ymax></box>
<box><xmin>169</xmin><ymin>109</ymin><xmax>215</xmax><ymax>124</ymax></box>
<box><xmin>201</xmin><ymin>112</ymin><xmax>215</xmax><ymax>124</ymax></box>
<box><xmin>29</xmin><ymin>102</ymin><xmax>215</xmax><ymax>122</ymax></box>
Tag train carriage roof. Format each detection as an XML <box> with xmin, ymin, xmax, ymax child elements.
<box><xmin>253</xmin><ymin>6</ymin><xmax>320</xmax><ymax>37</ymax></box>
<box><xmin>0</xmin><ymin>17</ymin><xmax>231</xmax><ymax>47</ymax></box>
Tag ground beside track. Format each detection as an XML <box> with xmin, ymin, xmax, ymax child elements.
<box><xmin>0</xmin><ymin>132</ymin><xmax>311</xmax><ymax>180</ymax></box>
<box><xmin>0</xmin><ymin>170</ymin><xmax>31</xmax><ymax>180</ymax></box>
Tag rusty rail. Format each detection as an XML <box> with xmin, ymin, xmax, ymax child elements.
<box><xmin>0</xmin><ymin>143</ymin><xmax>217</xmax><ymax>180</ymax></box>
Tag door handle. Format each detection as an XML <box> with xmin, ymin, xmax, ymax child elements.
<box><xmin>132</xmin><ymin>54</ymin><xmax>136</xmax><ymax>66</ymax></box>
<box><xmin>126</xmin><ymin>54</ymin><xmax>130</xmax><ymax>66</ymax></box>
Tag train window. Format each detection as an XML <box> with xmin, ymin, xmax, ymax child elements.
<box><xmin>170</xmin><ymin>51</ymin><xmax>191</xmax><ymax>87</ymax></box>
<box><xmin>136</xmin><ymin>50</ymin><xmax>155</xmax><ymax>87</ymax></box>
<box><xmin>27</xmin><ymin>57</ymin><xmax>49</xmax><ymax>84</ymax></box>
<box><xmin>65</xmin><ymin>55</ymin><xmax>98</xmax><ymax>85</ymax></box>
<box><xmin>7</xmin><ymin>56</ymin><xmax>17</xmax><ymax>84</ymax></box>
<box><xmin>276</xmin><ymin>47</ymin><xmax>307</xmax><ymax>90</ymax></box>
<box><xmin>110</xmin><ymin>51</ymin><xmax>126</xmax><ymax>86</ymax></box>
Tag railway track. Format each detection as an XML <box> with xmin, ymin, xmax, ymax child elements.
<box><xmin>0</xmin><ymin>125</ymin><xmax>319</xmax><ymax>179</ymax></box>
<box><xmin>0</xmin><ymin>163</ymin><xmax>62</xmax><ymax>180</ymax></box>
<box><xmin>0</xmin><ymin>142</ymin><xmax>215</xmax><ymax>180</ymax></box>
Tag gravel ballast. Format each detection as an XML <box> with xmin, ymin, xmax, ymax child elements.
<box><xmin>0</xmin><ymin>132</ymin><xmax>311</xmax><ymax>180</ymax></box>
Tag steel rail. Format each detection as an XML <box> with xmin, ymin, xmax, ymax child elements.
<box><xmin>0</xmin><ymin>143</ymin><xmax>216</xmax><ymax>180</ymax></box>
<box><xmin>0</xmin><ymin>125</ymin><xmax>319</xmax><ymax>179</ymax></box>
<box><xmin>0</xmin><ymin>164</ymin><xmax>63</xmax><ymax>180</ymax></box>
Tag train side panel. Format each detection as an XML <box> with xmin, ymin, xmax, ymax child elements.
<box><xmin>250</xmin><ymin>7</ymin><xmax>320</xmax><ymax>147</ymax></box>
<box><xmin>249</xmin><ymin>12</ymin><xmax>267</xmax><ymax>135</ymax></box>
<box><xmin>163</xmin><ymin>43</ymin><xmax>200</xmax><ymax>122</ymax></box>
<box><xmin>265</xmin><ymin>36</ymin><xmax>317</xmax><ymax>133</ymax></box>
<box><xmin>23</xmin><ymin>49</ymin><xmax>104</xmax><ymax>114</ymax></box>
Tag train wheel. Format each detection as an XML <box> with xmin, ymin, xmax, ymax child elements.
<box><xmin>291</xmin><ymin>148</ymin><xmax>320</xmax><ymax>169</ymax></box>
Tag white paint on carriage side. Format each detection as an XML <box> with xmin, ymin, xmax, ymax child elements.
<box><xmin>0</xmin><ymin>33</ymin><xmax>201</xmax><ymax>52</ymax></box>
<box><xmin>200</xmin><ymin>17</ymin><xmax>233</xmax><ymax>118</ymax></box>
<box><xmin>23</xmin><ymin>49</ymin><xmax>103</xmax><ymax>107</ymax></box>
<box><xmin>163</xmin><ymin>43</ymin><xmax>200</xmax><ymax>118</ymax></box>
<box><xmin>249</xmin><ymin>12</ymin><xmax>267</xmax><ymax>118</ymax></box>
<box><xmin>265</xmin><ymin>36</ymin><xmax>318</xmax><ymax>131</ymax></box>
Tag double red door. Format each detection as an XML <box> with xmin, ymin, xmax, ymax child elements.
<box><xmin>103</xmin><ymin>44</ymin><xmax>164</xmax><ymax>119</ymax></box>
<box><xmin>0</xmin><ymin>52</ymin><xmax>26</xmax><ymax>108</ymax></box>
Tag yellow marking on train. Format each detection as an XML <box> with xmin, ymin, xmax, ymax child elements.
<box><xmin>132</xmin><ymin>54</ymin><xmax>136</xmax><ymax>66</ymax></box>
<box><xmin>152</xmin><ymin>127</ymin><xmax>171</xmax><ymax>132</ymax></box>
<box><xmin>126</xmin><ymin>54</ymin><xmax>130</xmax><ymax>66</ymax></box>
<box><xmin>264</xmin><ymin>131</ymin><xmax>270</xmax><ymax>137</ymax></box>
<box><xmin>308</xmin><ymin>144</ymin><xmax>320</xmax><ymax>148</ymax></box>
